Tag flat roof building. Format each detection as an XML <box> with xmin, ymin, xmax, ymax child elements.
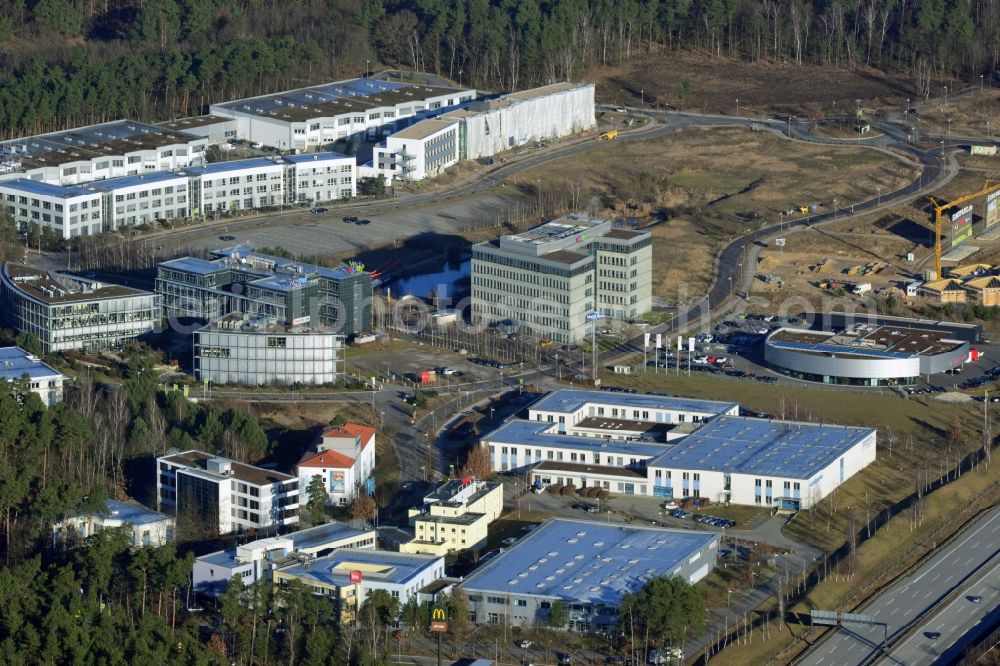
<box><xmin>471</xmin><ymin>214</ymin><xmax>652</xmax><ymax>343</ymax></box>
<box><xmin>0</xmin><ymin>263</ymin><xmax>158</xmax><ymax>353</ymax></box>
<box><xmin>0</xmin><ymin>345</ymin><xmax>64</xmax><ymax>405</ymax></box>
<box><xmin>764</xmin><ymin>324</ymin><xmax>969</xmax><ymax>386</ymax></box>
<box><xmin>193</xmin><ymin>521</ymin><xmax>376</xmax><ymax>596</ymax></box>
<box><xmin>156</xmin><ymin>450</ymin><xmax>300</xmax><ymax>536</ymax></box>
<box><xmin>461</xmin><ymin>518</ymin><xmax>719</xmax><ymax>632</ymax></box>
<box><xmin>398</xmin><ymin>477</ymin><xmax>503</xmax><ymax>556</ymax></box>
<box><xmin>52</xmin><ymin>499</ymin><xmax>175</xmax><ymax>548</ymax></box>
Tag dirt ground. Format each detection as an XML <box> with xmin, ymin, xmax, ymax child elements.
<box><xmin>588</xmin><ymin>53</ymin><xmax>921</xmax><ymax>117</ymax></box>
<box><xmin>913</xmin><ymin>88</ymin><xmax>1000</xmax><ymax>139</ymax></box>
<box><xmin>506</xmin><ymin>126</ymin><xmax>919</xmax><ymax>301</ymax></box>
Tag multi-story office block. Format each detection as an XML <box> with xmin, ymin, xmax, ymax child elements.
<box><xmin>156</xmin><ymin>450</ymin><xmax>299</xmax><ymax>536</ymax></box>
<box><xmin>399</xmin><ymin>477</ymin><xmax>503</xmax><ymax>555</ymax></box>
<box><xmin>373</xmin><ymin>119</ymin><xmax>460</xmax><ymax>182</ymax></box>
<box><xmin>156</xmin><ymin>246</ymin><xmax>371</xmax><ymax>337</ymax></box>
<box><xmin>0</xmin><ymin>346</ymin><xmax>65</xmax><ymax>405</ymax></box>
<box><xmin>471</xmin><ymin>214</ymin><xmax>652</xmax><ymax>343</ymax></box>
<box><xmin>0</xmin><ymin>120</ymin><xmax>207</xmax><ymax>186</ymax></box>
<box><xmin>0</xmin><ymin>263</ymin><xmax>158</xmax><ymax>353</ymax></box>
<box><xmin>194</xmin><ymin>313</ymin><xmax>343</xmax><ymax>386</ymax></box>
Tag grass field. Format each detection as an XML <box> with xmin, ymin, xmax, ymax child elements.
<box><xmin>506</xmin><ymin>127</ymin><xmax>918</xmax><ymax>300</ymax></box>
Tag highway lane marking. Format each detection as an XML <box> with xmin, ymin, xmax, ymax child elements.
<box><xmin>905</xmin><ymin>509</ymin><xmax>1000</xmax><ymax>589</ymax></box>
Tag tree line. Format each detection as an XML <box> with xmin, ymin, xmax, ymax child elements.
<box><xmin>0</xmin><ymin>0</ymin><xmax>997</xmax><ymax>138</ymax></box>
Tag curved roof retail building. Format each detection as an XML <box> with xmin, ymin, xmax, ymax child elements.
<box><xmin>764</xmin><ymin>324</ymin><xmax>969</xmax><ymax>386</ymax></box>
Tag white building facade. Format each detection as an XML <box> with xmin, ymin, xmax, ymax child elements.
<box><xmin>296</xmin><ymin>423</ymin><xmax>377</xmax><ymax>504</ymax></box>
<box><xmin>0</xmin><ymin>345</ymin><xmax>65</xmax><ymax>405</ymax></box>
<box><xmin>373</xmin><ymin>119</ymin><xmax>460</xmax><ymax>183</ymax></box>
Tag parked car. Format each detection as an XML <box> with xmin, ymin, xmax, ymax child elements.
<box><xmin>219</xmin><ymin>234</ymin><xmax>236</xmax><ymax>241</ymax></box>
<box><xmin>343</xmin><ymin>215</ymin><xmax>358</xmax><ymax>223</ymax></box>
<box><xmin>310</xmin><ymin>207</ymin><xmax>327</xmax><ymax>214</ymax></box>
<box><xmin>517</xmin><ymin>639</ymin><xmax>533</xmax><ymax>648</ymax></box>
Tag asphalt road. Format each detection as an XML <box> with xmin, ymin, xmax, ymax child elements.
<box><xmin>880</xmin><ymin>554</ymin><xmax>1000</xmax><ymax>665</ymax></box>
<box><xmin>798</xmin><ymin>504</ymin><xmax>1000</xmax><ymax>666</ymax></box>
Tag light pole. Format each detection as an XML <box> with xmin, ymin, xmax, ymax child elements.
<box><xmin>380</xmin><ymin>411</ymin><xmax>385</xmax><ymax>427</ymax></box>
<box><xmin>640</xmin><ymin>89</ymin><xmax>645</xmax><ymax>113</ymax></box>
<box><xmin>366</xmin><ymin>59</ymin><xmax>370</xmax><ymax>77</ymax></box>
<box><xmin>944</xmin><ymin>85</ymin><xmax>948</xmax><ymax>107</ymax></box>
<box><xmin>877</xmin><ymin>187</ymin><xmax>881</xmax><ymax>206</ymax></box>
<box><xmin>855</xmin><ymin>98</ymin><xmax>860</xmax><ymax>119</ymax></box>
<box><xmin>947</xmin><ymin>118</ymin><xmax>952</xmax><ymax>137</ymax></box>
<box><xmin>728</xmin><ymin>275</ymin><xmax>733</xmax><ymax>296</ymax></box>
<box><xmin>981</xmin><ymin>74</ymin><xmax>984</xmax><ymax>94</ymax></box>
<box><xmin>459</xmin><ymin>69</ymin><xmax>463</xmax><ymax>86</ymax></box>
<box><xmin>736</xmin><ymin>98</ymin><xmax>740</xmax><ymax>117</ymax></box>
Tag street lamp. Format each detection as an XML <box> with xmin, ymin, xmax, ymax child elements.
<box><xmin>728</xmin><ymin>275</ymin><xmax>733</xmax><ymax>295</ymax></box>
<box><xmin>640</xmin><ymin>89</ymin><xmax>645</xmax><ymax>113</ymax></box>
<box><xmin>981</xmin><ymin>74</ymin><xmax>984</xmax><ymax>94</ymax></box>
<box><xmin>366</xmin><ymin>59</ymin><xmax>370</xmax><ymax>77</ymax></box>
<box><xmin>877</xmin><ymin>187</ymin><xmax>882</xmax><ymax>206</ymax></box>
<box><xmin>459</xmin><ymin>69</ymin><xmax>463</xmax><ymax>86</ymax></box>
<box><xmin>736</xmin><ymin>98</ymin><xmax>740</xmax><ymax>117</ymax></box>
<box><xmin>944</xmin><ymin>85</ymin><xmax>948</xmax><ymax>106</ymax></box>
<box><xmin>380</xmin><ymin>411</ymin><xmax>385</xmax><ymax>427</ymax></box>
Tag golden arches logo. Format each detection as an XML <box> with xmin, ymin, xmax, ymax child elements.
<box><xmin>432</xmin><ymin>607</ymin><xmax>447</xmax><ymax>621</ymax></box>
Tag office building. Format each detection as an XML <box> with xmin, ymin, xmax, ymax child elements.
<box><xmin>296</xmin><ymin>423</ymin><xmax>377</xmax><ymax>503</ymax></box>
<box><xmin>156</xmin><ymin>246</ymin><xmax>372</xmax><ymax>337</ymax></box>
<box><xmin>461</xmin><ymin>519</ymin><xmax>719</xmax><ymax>632</ymax></box>
<box><xmin>208</xmin><ymin>78</ymin><xmax>474</xmax><ymax>152</ymax></box>
<box><xmin>273</xmin><ymin>549</ymin><xmax>445</xmax><ymax>622</ymax></box>
<box><xmin>0</xmin><ymin>263</ymin><xmax>157</xmax><ymax>353</ymax></box>
<box><xmin>482</xmin><ymin>390</ymin><xmax>876</xmax><ymax>510</ymax></box>
<box><xmin>0</xmin><ymin>346</ymin><xmax>64</xmax><ymax>405</ymax></box>
<box><xmin>373</xmin><ymin>118</ymin><xmax>460</xmax><ymax>182</ymax></box>
<box><xmin>471</xmin><ymin>214</ymin><xmax>652</xmax><ymax>343</ymax></box>
<box><xmin>53</xmin><ymin>499</ymin><xmax>175</xmax><ymax>548</ymax></box>
<box><xmin>156</xmin><ymin>450</ymin><xmax>300</xmax><ymax>535</ymax></box>
<box><xmin>0</xmin><ymin>120</ymin><xmax>207</xmax><ymax>186</ymax></box>
<box><xmin>194</xmin><ymin>313</ymin><xmax>344</xmax><ymax>386</ymax></box>
<box><xmin>193</xmin><ymin>521</ymin><xmax>376</xmax><ymax>596</ymax></box>
<box><xmin>398</xmin><ymin>477</ymin><xmax>503</xmax><ymax>555</ymax></box>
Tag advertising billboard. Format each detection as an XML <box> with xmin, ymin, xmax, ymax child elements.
<box><xmin>330</xmin><ymin>471</ymin><xmax>345</xmax><ymax>493</ymax></box>
<box><xmin>987</xmin><ymin>191</ymin><xmax>1000</xmax><ymax>229</ymax></box>
<box><xmin>951</xmin><ymin>205</ymin><xmax>974</xmax><ymax>247</ymax></box>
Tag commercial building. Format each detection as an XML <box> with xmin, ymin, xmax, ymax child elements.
<box><xmin>0</xmin><ymin>263</ymin><xmax>158</xmax><ymax>353</ymax></box>
<box><xmin>156</xmin><ymin>246</ymin><xmax>372</xmax><ymax>337</ymax></box>
<box><xmin>445</xmin><ymin>82</ymin><xmax>595</xmax><ymax>161</ymax></box>
<box><xmin>208</xmin><ymin>78</ymin><xmax>474</xmax><ymax>152</ymax></box>
<box><xmin>373</xmin><ymin>118</ymin><xmax>460</xmax><ymax>182</ymax></box>
<box><xmin>194</xmin><ymin>313</ymin><xmax>344</xmax><ymax>386</ymax></box>
<box><xmin>482</xmin><ymin>390</ymin><xmax>876</xmax><ymax>510</ymax></box>
<box><xmin>764</xmin><ymin>325</ymin><xmax>969</xmax><ymax>386</ymax></box>
<box><xmin>52</xmin><ymin>499</ymin><xmax>175</xmax><ymax>548</ymax></box>
<box><xmin>273</xmin><ymin>549</ymin><xmax>445</xmax><ymax>621</ymax></box>
<box><xmin>461</xmin><ymin>519</ymin><xmax>719</xmax><ymax>632</ymax></box>
<box><xmin>296</xmin><ymin>423</ymin><xmax>377</xmax><ymax>504</ymax></box>
<box><xmin>193</xmin><ymin>521</ymin><xmax>376</xmax><ymax>596</ymax></box>
<box><xmin>0</xmin><ymin>120</ymin><xmax>207</xmax><ymax>186</ymax></box>
<box><xmin>398</xmin><ymin>477</ymin><xmax>503</xmax><ymax>555</ymax></box>
<box><xmin>156</xmin><ymin>116</ymin><xmax>239</xmax><ymax>143</ymax></box>
<box><xmin>471</xmin><ymin>215</ymin><xmax>652</xmax><ymax>343</ymax></box>
<box><xmin>156</xmin><ymin>450</ymin><xmax>300</xmax><ymax>535</ymax></box>
<box><xmin>0</xmin><ymin>345</ymin><xmax>64</xmax><ymax>405</ymax></box>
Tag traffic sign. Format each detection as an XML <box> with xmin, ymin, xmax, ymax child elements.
<box><xmin>775</xmin><ymin>238</ymin><xmax>786</xmax><ymax>247</ymax></box>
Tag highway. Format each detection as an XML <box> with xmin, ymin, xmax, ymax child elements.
<box><xmin>798</xmin><ymin>504</ymin><xmax>1000</xmax><ymax>666</ymax></box>
<box><xmin>880</xmin><ymin>554</ymin><xmax>1000</xmax><ymax>665</ymax></box>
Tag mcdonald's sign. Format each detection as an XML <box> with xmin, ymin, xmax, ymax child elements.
<box><xmin>430</xmin><ymin>606</ymin><xmax>448</xmax><ymax>633</ymax></box>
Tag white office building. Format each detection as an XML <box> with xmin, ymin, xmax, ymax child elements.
<box><xmin>296</xmin><ymin>422</ymin><xmax>376</xmax><ymax>504</ymax></box>
<box><xmin>193</xmin><ymin>521</ymin><xmax>376</xmax><ymax>596</ymax></box>
<box><xmin>53</xmin><ymin>499</ymin><xmax>175</xmax><ymax>548</ymax></box>
<box><xmin>209</xmin><ymin>78</ymin><xmax>474</xmax><ymax>152</ymax></box>
<box><xmin>156</xmin><ymin>450</ymin><xmax>300</xmax><ymax>535</ymax></box>
<box><xmin>0</xmin><ymin>120</ymin><xmax>207</xmax><ymax>186</ymax></box>
<box><xmin>482</xmin><ymin>390</ymin><xmax>877</xmax><ymax>511</ymax></box>
<box><xmin>0</xmin><ymin>345</ymin><xmax>65</xmax><ymax>405</ymax></box>
<box><xmin>373</xmin><ymin>118</ymin><xmax>460</xmax><ymax>183</ymax></box>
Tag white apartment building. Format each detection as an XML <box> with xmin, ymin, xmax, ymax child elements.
<box><xmin>209</xmin><ymin>78</ymin><xmax>474</xmax><ymax>152</ymax></box>
<box><xmin>156</xmin><ymin>450</ymin><xmax>300</xmax><ymax>535</ymax></box>
<box><xmin>0</xmin><ymin>120</ymin><xmax>206</xmax><ymax>186</ymax></box>
<box><xmin>373</xmin><ymin>119</ymin><xmax>460</xmax><ymax>183</ymax></box>
<box><xmin>471</xmin><ymin>215</ymin><xmax>653</xmax><ymax>343</ymax></box>
<box><xmin>296</xmin><ymin>422</ymin><xmax>377</xmax><ymax>504</ymax></box>
<box><xmin>0</xmin><ymin>345</ymin><xmax>64</xmax><ymax>405</ymax></box>
<box><xmin>193</xmin><ymin>521</ymin><xmax>376</xmax><ymax>596</ymax></box>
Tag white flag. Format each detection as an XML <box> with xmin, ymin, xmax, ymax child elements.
<box><xmin>655</xmin><ymin>333</ymin><xmax>662</xmax><ymax>348</ymax></box>
<box><xmin>688</xmin><ymin>337</ymin><xmax>695</xmax><ymax>352</ymax></box>
<box><xmin>644</xmin><ymin>333</ymin><xmax>651</xmax><ymax>348</ymax></box>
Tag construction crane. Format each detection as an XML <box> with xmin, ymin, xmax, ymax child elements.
<box><xmin>929</xmin><ymin>180</ymin><xmax>1000</xmax><ymax>279</ymax></box>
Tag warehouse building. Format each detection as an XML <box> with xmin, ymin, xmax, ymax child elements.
<box><xmin>156</xmin><ymin>450</ymin><xmax>300</xmax><ymax>535</ymax></box>
<box><xmin>0</xmin><ymin>120</ymin><xmax>207</xmax><ymax>186</ymax></box>
<box><xmin>0</xmin><ymin>345</ymin><xmax>65</xmax><ymax>405</ymax></box>
<box><xmin>156</xmin><ymin>246</ymin><xmax>372</xmax><ymax>337</ymax></box>
<box><xmin>764</xmin><ymin>325</ymin><xmax>969</xmax><ymax>385</ymax></box>
<box><xmin>482</xmin><ymin>390</ymin><xmax>876</xmax><ymax>510</ymax></box>
<box><xmin>471</xmin><ymin>214</ymin><xmax>652</xmax><ymax>343</ymax></box>
<box><xmin>273</xmin><ymin>549</ymin><xmax>445</xmax><ymax>622</ymax></box>
<box><xmin>444</xmin><ymin>82</ymin><xmax>595</xmax><ymax>161</ymax></box>
<box><xmin>0</xmin><ymin>263</ymin><xmax>158</xmax><ymax>353</ymax></box>
<box><xmin>156</xmin><ymin>116</ymin><xmax>239</xmax><ymax>143</ymax></box>
<box><xmin>193</xmin><ymin>521</ymin><xmax>376</xmax><ymax>596</ymax></box>
<box><xmin>461</xmin><ymin>519</ymin><xmax>718</xmax><ymax>632</ymax></box>
<box><xmin>209</xmin><ymin>78</ymin><xmax>474</xmax><ymax>152</ymax></box>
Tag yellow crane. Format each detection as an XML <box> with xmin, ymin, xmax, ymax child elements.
<box><xmin>930</xmin><ymin>180</ymin><xmax>1000</xmax><ymax>279</ymax></box>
